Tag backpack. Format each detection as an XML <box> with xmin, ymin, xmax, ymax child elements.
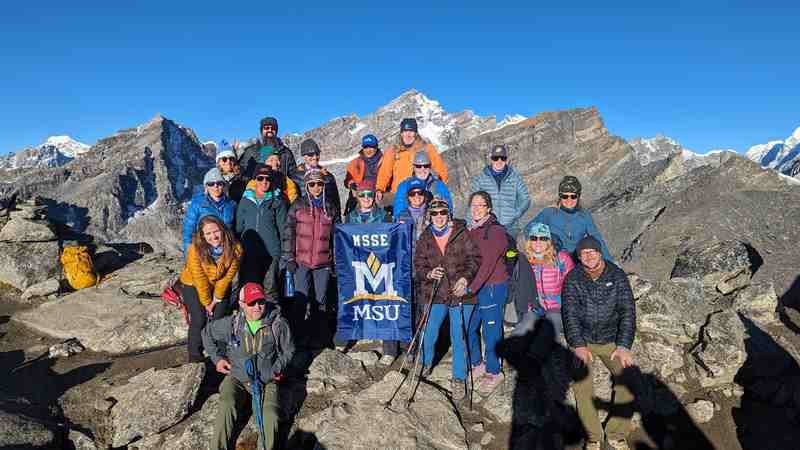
<box><xmin>60</xmin><ymin>246</ymin><xmax>98</xmax><ymax>290</ymax></box>
<box><xmin>161</xmin><ymin>275</ymin><xmax>190</xmax><ymax>325</ymax></box>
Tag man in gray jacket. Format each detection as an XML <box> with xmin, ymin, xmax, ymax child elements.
<box><xmin>203</xmin><ymin>283</ymin><xmax>294</xmax><ymax>450</ymax></box>
<box><xmin>561</xmin><ymin>236</ymin><xmax>636</xmax><ymax>450</ymax></box>
<box><xmin>469</xmin><ymin>144</ymin><xmax>531</xmax><ymax>237</ymax></box>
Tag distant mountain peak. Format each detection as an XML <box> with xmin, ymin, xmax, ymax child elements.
<box><xmin>1</xmin><ymin>135</ymin><xmax>91</xmax><ymax>170</ymax></box>
<box><xmin>745</xmin><ymin>124</ymin><xmax>800</xmax><ymax>178</ymax></box>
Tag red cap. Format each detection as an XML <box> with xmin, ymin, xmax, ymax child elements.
<box><xmin>356</xmin><ymin>179</ymin><xmax>376</xmax><ymax>192</ymax></box>
<box><xmin>241</xmin><ymin>282</ymin><xmax>266</xmax><ymax>305</ymax></box>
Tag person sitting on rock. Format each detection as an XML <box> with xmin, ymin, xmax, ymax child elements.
<box><xmin>202</xmin><ymin>282</ymin><xmax>294</xmax><ymax>450</ymax></box>
<box><xmin>182</xmin><ymin>168</ymin><xmax>237</xmax><ymax>254</ymax></box>
<box><xmin>469</xmin><ymin>144</ymin><xmax>531</xmax><ymax>237</ymax></box>
<box><xmin>525</xmin><ymin>175</ymin><xmax>611</xmax><ymax>260</ymax></box>
<box><xmin>236</xmin><ymin>164</ymin><xmax>288</xmax><ymax>297</ymax></box>
<box><xmin>282</xmin><ymin>169</ymin><xmax>341</xmax><ymax>345</ymax></box>
<box><xmin>413</xmin><ymin>198</ymin><xmax>481</xmax><ymax>401</ymax></box>
<box><xmin>376</xmin><ymin>118</ymin><xmax>449</xmax><ymax>202</ymax></box>
<box><xmin>464</xmin><ymin>191</ymin><xmax>512</xmax><ymax>395</ymax></box>
<box><xmin>235</xmin><ymin>116</ymin><xmax>298</xmax><ymax>181</ymax></box>
<box><xmin>343</xmin><ymin>134</ymin><xmax>384</xmax><ymax>216</ymax></box>
<box><xmin>392</xmin><ymin>150</ymin><xmax>452</xmax><ymax>217</ymax></box>
<box><xmin>179</xmin><ymin>215</ymin><xmax>242</xmax><ymax>362</ymax></box>
<box><xmin>561</xmin><ymin>236</ymin><xmax>636</xmax><ymax>450</ymax></box>
<box><xmin>215</xmin><ymin>139</ymin><xmax>246</xmax><ymax>204</ymax></box>
<box><xmin>291</xmin><ymin>138</ymin><xmax>342</xmax><ymax>219</ymax></box>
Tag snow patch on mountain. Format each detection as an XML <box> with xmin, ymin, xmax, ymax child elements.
<box><xmin>629</xmin><ymin>134</ymin><xmax>686</xmax><ymax>166</ymax></box>
<box><xmin>745</xmin><ymin>125</ymin><xmax>800</xmax><ymax>177</ymax></box>
<box><xmin>1</xmin><ymin>135</ymin><xmax>91</xmax><ymax>170</ymax></box>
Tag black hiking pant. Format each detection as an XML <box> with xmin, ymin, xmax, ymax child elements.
<box><xmin>182</xmin><ymin>284</ymin><xmax>227</xmax><ymax>361</ymax></box>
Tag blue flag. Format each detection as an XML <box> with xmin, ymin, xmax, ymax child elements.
<box><xmin>334</xmin><ymin>222</ymin><xmax>413</xmax><ymax>342</ymax></box>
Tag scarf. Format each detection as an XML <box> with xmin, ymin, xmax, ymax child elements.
<box><xmin>209</xmin><ymin>245</ymin><xmax>224</xmax><ymax>262</ymax></box>
<box><xmin>361</xmin><ymin>150</ymin><xmax>383</xmax><ymax>181</ymax></box>
<box><xmin>467</xmin><ymin>214</ymin><xmax>491</xmax><ymax>231</ymax></box>
<box><xmin>359</xmin><ymin>211</ymin><xmax>372</xmax><ymax>223</ymax></box>
<box><xmin>528</xmin><ymin>254</ymin><xmax>545</xmax><ymax>263</ymax></box>
<box><xmin>431</xmin><ymin>222</ymin><xmax>450</xmax><ymax>238</ymax></box>
<box><xmin>408</xmin><ymin>205</ymin><xmax>425</xmax><ymax>221</ymax></box>
<box><xmin>584</xmin><ymin>260</ymin><xmax>606</xmax><ymax>281</ymax></box>
<box><xmin>310</xmin><ymin>195</ymin><xmax>323</xmax><ymax>209</ymax></box>
<box><xmin>490</xmin><ymin>165</ymin><xmax>508</xmax><ymax>186</ymax></box>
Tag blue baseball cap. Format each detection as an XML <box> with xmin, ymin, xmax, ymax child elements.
<box><xmin>362</xmin><ymin>134</ymin><xmax>378</xmax><ymax>148</ymax></box>
<box><xmin>526</xmin><ymin>222</ymin><xmax>551</xmax><ymax>239</ymax></box>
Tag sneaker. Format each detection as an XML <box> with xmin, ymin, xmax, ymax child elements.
<box><xmin>607</xmin><ymin>438</ymin><xmax>630</xmax><ymax>450</ymax></box>
<box><xmin>470</xmin><ymin>362</ymin><xmax>486</xmax><ymax>380</ymax></box>
<box><xmin>584</xmin><ymin>441</ymin><xmax>602</xmax><ymax>450</ymax></box>
<box><xmin>450</xmin><ymin>379</ymin><xmax>466</xmax><ymax>401</ymax></box>
<box><xmin>478</xmin><ymin>372</ymin><xmax>504</xmax><ymax>395</ymax></box>
<box><xmin>379</xmin><ymin>354</ymin><xmax>396</xmax><ymax>366</ymax></box>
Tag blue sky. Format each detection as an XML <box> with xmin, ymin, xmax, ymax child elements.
<box><xmin>1</xmin><ymin>1</ymin><xmax>798</xmax><ymax>154</ymax></box>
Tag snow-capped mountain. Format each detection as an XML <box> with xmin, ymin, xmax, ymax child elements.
<box><xmin>0</xmin><ymin>135</ymin><xmax>91</xmax><ymax>170</ymax></box>
<box><xmin>629</xmin><ymin>134</ymin><xmax>685</xmax><ymax>166</ymax></box>
<box><xmin>745</xmin><ymin>125</ymin><xmax>800</xmax><ymax>177</ymax></box>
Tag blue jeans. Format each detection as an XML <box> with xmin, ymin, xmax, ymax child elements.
<box><xmin>468</xmin><ymin>282</ymin><xmax>507</xmax><ymax>375</ymax></box>
<box><xmin>422</xmin><ymin>304</ymin><xmax>478</xmax><ymax>381</ymax></box>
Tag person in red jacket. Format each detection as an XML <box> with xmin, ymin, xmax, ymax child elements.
<box><xmin>343</xmin><ymin>134</ymin><xmax>384</xmax><ymax>216</ymax></box>
<box><xmin>282</xmin><ymin>169</ymin><xmax>341</xmax><ymax>345</ymax></box>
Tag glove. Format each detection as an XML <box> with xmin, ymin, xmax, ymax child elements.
<box><xmin>286</xmin><ymin>261</ymin><xmax>298</xmax><ymax>274</ymax></box>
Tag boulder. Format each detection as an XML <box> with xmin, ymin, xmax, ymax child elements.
<box><xmin>21</xmin><ymin>278</ymin><xmax>61</xmax><ymax>300</ymax></box>
<box><xmin>670</xmin><ymin>240</ymin><xmax>754</xmax><ymax>294</ymax></box>
<box><xmin>14</xmin><ymin>256</ymin><xmax>187</xmax><ymax>354</ymax></box>
<box><xmin>9</xmin><ymin>204</ymin><xmax>47</xmax><ymax>220</ymax></box>
<box><xmin>296</xmin><ymin>370</ymin><xmax>467</xmax><ymax>450</ymax></box>
<box><xmin>693</xmin><ymin>310</ymin><xmax>747</xmax><ymax>388</ymax></box>
<box><xmin>307</xmin><ymin>349</ymin><xmax>370</xmax><ymax>390</ymax></box>
<box><xmin>0</xmin><ymin>409</ymin><xmax>61</xmax><ymax>449</ymax></box>
<box><xmin>0</xmin><ymin>241</ymin><xmax>60</xmax><ymax>290</ymax></box>
<box><xmin>0</xmin><ymin>217</ymin><xmax>57</xmax><ymax>242</ymax></box>
<box><xmin>347</xmin><ymin>350</ymin><xmax>380</xmax><ymax>366</ymax></box>
<box><xmin>68</xmin><ymin>429</ymin><xmax>99</xmax><ymax>450</ymax></box>
<box><xmin>734</xmin><ymin>284</ymin><xmax>779</xmax><ymax>325</ymax></box>
<box><xmin>686</xmin><ymin>400</ymin><xmax>715</xmax><ymax>424</ymax></box>
<box><xmin>106</xmin><ymin>363</ymin><xmax>205</xmax><ymax>447</ymax></box>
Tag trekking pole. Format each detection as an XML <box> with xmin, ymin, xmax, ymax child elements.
<box><xmin>458</xmin><ymin>300</ymin><xmax>475</xmax><ymax>411</ymax></box>
<box><xmin>385</xmin><ymin>276</ymin><xmax>440</xmax><ymax>410</ymax></box>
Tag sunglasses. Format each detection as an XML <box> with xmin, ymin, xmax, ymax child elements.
<box><xmin>560</xmin><ymin>193</ymin><xmax>579</xmax><ymax>200</ymax></box>
<box><xmin>357</xmin><ymin>191</ymin><xmax>375</xmax><ymax>198</ymax></box>
<box><xmin>218</xmin><ymin>156</ymin><xmax>235</xmax><ymax>163</ymax></box>
<box><xmin>246</xmin><ymin>299</ymin><xmax>267</xmax><ymax>306</ymax></box>
<box><xmin>255</xmin><ymin>175</ymin><xmax>271</xmax><ymax>182</ymax></box>
<box><xmin>304</xmin><ymin>153</ymin><xmax>320</xmax><ymax>158</ymax></box>
<box><xmin>414</xmin><ymin>164</ymin><xmax>431</xmax><ymax>169</ymax></box>
<box><xmin>205</xmin><ymin>181</ymin><xmax>225</xmax><ymax>188</ymax></box>
<box><xmin>429</xmin><ymin>210</ymin><xmax>448</xmax><ymax>217</ymax></box>
<box><xmin>262</xmin><ymin>125</ymin><xmax>275</xmax><ymax>130</ymax></box>
<box><xmin>491</xmin><ymin>156</ymin><xmax>507</xmax><ymax>161</ymax></box>
<box><xmin>307</xmin><ymin>181</ymin><xmax>325</xmax><ymax>188</ymax></box>
<box><xmin>528</xmin><ymin>236</ymin><xmax>550</xmax><ymax>242</ymax></box>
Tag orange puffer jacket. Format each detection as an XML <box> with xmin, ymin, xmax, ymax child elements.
<box><xmin>179</xmin><ymin>243</ymin><xmax>242</xmax><ymax>306</ymax></box>
<box><xmin>375</xmin><ymin>138</ymin><xmax>448</xmax><ymax>193</ymax></box>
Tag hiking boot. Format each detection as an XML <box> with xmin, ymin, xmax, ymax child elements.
<box><xmin>583</xmin><ymin>441</ymin><xmax>602</xmax><ymax>450</ymax></box>
<box><xmin>607</xmin><ymin>438</ymin><xmax>630</xmax><ymax>450</ymax></box>
<box><xmin>470</xmin><ymin>362</ymin><xmax>486</xmax><ymax>380</ymax></box>
<box><xmin>477</xmin><ymin>372</ymin><xmax>504</xmax><ymax>395</ymax></box>
<box><xmin>379</xmin><ymin>354</ymin><xmax>396</xmax><ymax>366</ymax></box>
<box><xmin>450</xmin><ymin>379</ymin><xmax>466</xmax><ymax>401</ymax></box>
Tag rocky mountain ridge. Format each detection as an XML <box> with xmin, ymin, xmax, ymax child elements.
<box><xmin>0</xmin><ymin>135</ymin><xmax>90</xmax><ymax>170</ymax></box>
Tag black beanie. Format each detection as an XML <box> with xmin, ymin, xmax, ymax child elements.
<box><xmin>558</xmin><ymin>175</ymin><xmax>582</xmax><ymax>195</ymax></box>
<box><xmin>260</xmin><ymin>117</ymin><xmax>278</xmax><ymax>133</ymax></box>
<box><xmin>575</xmin><ymin>236</ymin><xmax>602</xmax><ymax>255</ymax></box>
<box><xmin>400</xmin><ymin>118</ymin><xmax>418</xmax><ymax>133</ymax></box>
<box><xmin>300</xmin><ymin>139</ymin><xmax>321</xmax><ymax>156</ymax></box>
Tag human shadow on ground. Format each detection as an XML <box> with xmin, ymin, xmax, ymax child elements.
<box><xmin>778</xmin><ymin>275</ymin><xmax>800</xmax><ymax>335</ymax></box>
<box><xmin>733</xmin><ymin>314</ymin><xmax>800</xmax><ymax>450</ymax></box>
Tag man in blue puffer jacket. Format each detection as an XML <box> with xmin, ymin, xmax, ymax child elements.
<box><xmin>393</xmin><ymin>151</ymin><xmax>452</xmax><ymax>216</ymax></box>
<box><xmin>182</xmin><ymin>168</ymin><xmax>237</xmax><ymax>253</ymax></box>
<box><xmin>469</xmin><ymin>144</ymin><xmax>531</xmax><ymax>237</ymax></box>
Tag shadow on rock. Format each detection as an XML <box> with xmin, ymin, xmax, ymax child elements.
<box><xmin>733</xmin><ymin>314</ymin><xmax>800</xmax><ymax>450</ymax></box>
<box><xmin>779</xmin><ymin>275</ymin><xmax>800</xmax><ymax>334</ymax></box>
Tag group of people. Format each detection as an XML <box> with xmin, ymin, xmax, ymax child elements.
<box><xmin>175</xmin><ymin>115</ymin><xmax>637</xmax><ymax>450</ymax></box>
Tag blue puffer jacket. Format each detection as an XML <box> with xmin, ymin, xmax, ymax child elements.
<box><xmin>393</xmin><ymin>175</ymin><xmax>452</xmax><ymax>215</ymax></box>
<box><xmin>182</xmin><ymin>191</ymin><xmax>237</xmax><ymax>252</ymax></box>
<box><xmin>526</xmin><ymin>206</ymin><xmax>612</xmax><ymax>260</ymax></box>
<box><xmin>469</xmin><ymin>166</ymin><xmax>531</xmax><ymax>236</ymax></box>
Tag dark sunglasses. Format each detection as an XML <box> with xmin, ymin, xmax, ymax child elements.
<box><xmin>307</xmin><ymin>181</ymin><xmax>325</xmax><ymax>188</ymax></box>
<box><xmin>414</xmin><ymin>164</ymin><xmax>431</xmax><ymax>169</ymax></box>
<box><xmin>357</xmin><ymin>191</ymin><xmax>375</xmax><ymax>198</ymax></box>
<box><xmin>408</xmin><ymin>190</ymin><xmax>426</xmax><ymax>198</ymax></box>
<box><xmin>218</xmin><ymin>156</ymin><xmax>235</xmax><ymax>163</ymax></box>
<box><xmin>560</xmin><ymin>193</ymin><xmax>579</xmax><ymax>200</ymax></box>
<box><xmin>261</xmin><ymin>125</ymin><xmax>275</xmax><ymax>130</ymax></box>
<box><xmin>491</xmin><ymin>156</ymin><xmax>507</xmax><ymax>161</ymax></box>
<box><xmin>255</xmin><ymin>175</ymin><xmax>271</xmax><ymax>182</ymax></box>
<box><xmin>429</xmin><ymin>210</ymin><xmax>448</xmax><ymax>217</ymax></box>
<box><xmin>528</xmin><ymin>236</ymin><xmax>551</xmax><ymax>242</ymax></box>
<box><xmin>205</xmin><ymin>181</ymin><xmax>225</xmax><ymax>187</ymax></box>
<box><xmin>246</xmin><ymin>299</ymin><xmax>267</xmax><ymax>306</ymax></box>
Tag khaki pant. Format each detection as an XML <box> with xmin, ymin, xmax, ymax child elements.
<box><xmin>572</xmin><ymin>343</ymin><xmax>635</xmax><ymax>442</ymax></box>
<box><xmin>211</xmin><ymin>376</ymin><xmax>280</xmax><ymax>450</ymax></box>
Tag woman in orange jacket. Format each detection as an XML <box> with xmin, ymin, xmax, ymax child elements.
<box><xmin>179</xmin><ymin>215</ymin><xmax>243</xmax><ymax>362</ymax></box>
<box><xmin>375</xmin><ymin>118</ymin><xmax>449</xmax><ymax>198</ymax></box>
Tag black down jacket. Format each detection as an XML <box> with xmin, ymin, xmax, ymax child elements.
<box><xmin>560</xmin><ymin>261</ymin><xmax>636</xmax><ymax>350</ymax></box>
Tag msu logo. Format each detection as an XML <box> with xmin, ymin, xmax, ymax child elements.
<box><xmin>347</xmin><ymin>252</ymin><xmax>406</xmax><ymax>321</ymax></box>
